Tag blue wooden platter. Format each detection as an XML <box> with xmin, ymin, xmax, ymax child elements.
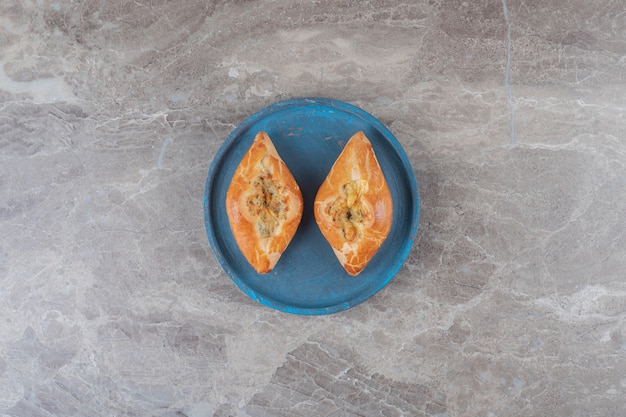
<box><xmin>203</xmin><ymin>98</ymin><xmax>419</xmax><ymax>315</ymax></box>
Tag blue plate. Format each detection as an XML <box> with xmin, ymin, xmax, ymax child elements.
<box><xmin>204</xmin><ymin>98</ymin><xmax>419</xmax><ymax>315</ymax></box>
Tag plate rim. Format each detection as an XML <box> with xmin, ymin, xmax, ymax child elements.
<box><xmin>203</xmin><ymin>97</ymin><xmax>420</xmax><ymax>315</ymax></box>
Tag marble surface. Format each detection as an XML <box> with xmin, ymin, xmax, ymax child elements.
<box><xmin>1</xmin><ymin>0</ymin><xmax>625</xmax><ymax>415</ymax></box>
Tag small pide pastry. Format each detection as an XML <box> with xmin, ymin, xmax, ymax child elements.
<box><xmin>226</xmin><ymin>132</ymin><xmax>303</xmax><ymax>274</ymax></box>
<box><xmin>314</xmin><ymin>131</ymin><xmax>393</xmax><ymax>276</ymax></box>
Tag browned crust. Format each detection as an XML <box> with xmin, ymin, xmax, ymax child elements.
<box><xmin>226</xmin><ymin>132</ymin><xmax>303</xmax><ymax>273</ymax></box>
<box><xmin>314</xmin><ymin>131</ymin><xmax>393</xmax><ymax>276</ymax></box>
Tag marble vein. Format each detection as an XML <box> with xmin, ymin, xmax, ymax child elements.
<box><xmin>501</xmin><ymin>0</ymin><xmax>517</xmax><ymax>147</ymax></box>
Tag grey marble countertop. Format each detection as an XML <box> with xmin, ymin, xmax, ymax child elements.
<box><xmin>1</xmin><ymin>1</ymin><xmax>625</xmax><ymax>416</ymax></box>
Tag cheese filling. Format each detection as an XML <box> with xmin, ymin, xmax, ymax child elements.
<box><xmin>325</xmin><ymin>179</ymin><xmax>372</xmax><ymax>242</ymax></box>
<box><xmin>246</xmin><ymin>173</ymin><xmax>289</xmax><ymax>238</ymax></box>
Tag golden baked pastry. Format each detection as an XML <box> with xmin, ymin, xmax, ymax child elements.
<box><xmin>314</xmin><ymin>131</ymin><xmax>393</xmax><ymax>276</ymax></box>
<box><xmin>226</xmin><ymin>132</ymin><xmax>303</xmax><ymax>273</ymax></box>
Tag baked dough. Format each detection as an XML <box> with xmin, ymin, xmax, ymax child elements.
<box><xmin>226</xmin><ymin>132</ymin><xmax>303</xmax><ymax>273</ymax></box>
<box><xmin>314</xmin><ymin>131</ymin><xmax>393</xmax><ymax>276</ymax></box>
